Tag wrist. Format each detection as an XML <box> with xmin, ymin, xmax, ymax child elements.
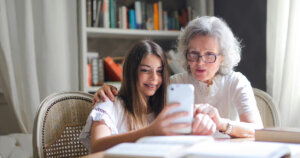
<box><xmin>143</xmin><ymin>124</ymin><xmax>156</xmax><ymax>136</ymax></box>
<box><xmin>218</xmin><ymin>118</ymin><xmax>228</xmax><ymax>131</ymax></box>
<box><xmin>219</xmin><ymin>119</ymin><xmax>233</xmax><ymax>135</ymax></box>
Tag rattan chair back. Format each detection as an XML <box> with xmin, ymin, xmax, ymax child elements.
<box><xmin>33</xmin><ymin>91</ymin><xmax>93</xmax><ymax>158</ymax></box>
<box><xmin>253</xmin><ymin>88</ymin><xmax>280</xmax><ymax>127</ymax></box>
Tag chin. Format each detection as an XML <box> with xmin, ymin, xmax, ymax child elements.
<box><xmin>146</xmin><ymin>92</ymin><xmax>156</xmax><ymax>97</ymax></box>
<box><xmin>142</xmin><ymin>90</ymin><xmax>156</xmax><ymax>97</ymax></box>
<box><xmin>193</xmin><ymin>74</ymin><xmax>205</xmax><ymax>81</ymax></box>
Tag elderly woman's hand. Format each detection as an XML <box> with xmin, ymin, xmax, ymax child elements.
<box><xmin>92</xmin><ymin>84</ymin><xmax>118</xmax><ymax>106</ymax></box>
<box><xmin>192</xmin><ymin>113</ymin><xmax>216</xmax><ymax>135</ymax></box>
<box><xmin>194</xmin><ymin>104</ymin><xmax>228</xmax><ymax>132</ymax></box>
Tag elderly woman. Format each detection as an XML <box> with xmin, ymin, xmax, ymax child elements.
<box><xmin>93</xmin><ymin>16</ymin><xmax>263</xmax><ymax>138</ymax></box>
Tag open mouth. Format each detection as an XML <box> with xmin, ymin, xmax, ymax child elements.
<box><xmin>144</xmin><ymin>84</ymin><xmax>157</xmax><ymax>89</ymax></box>
<box><xmin>196</xmin><ymin>68</ymin><xmax>206</xmax><ymax>73</ymax></box>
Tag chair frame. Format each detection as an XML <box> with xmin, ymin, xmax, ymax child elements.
<box><xmin>253</xmin><ymin>88</ymin><xmax>281</xmax><ymax>127</ymax></box>
<box><xmin>33</xmin><ymin>91</ymin><xmax>93</xmax><ymax>158</ymax></box>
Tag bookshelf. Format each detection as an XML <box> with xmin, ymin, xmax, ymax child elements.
<box><xmin>86</xmin><ymin>28</ymin><xmax>180</xmax><ymax>39</ymax></box>
<box><xmin>78</xmin><ymin>0</ymin><xmax>214</xmax><ymax>93</ymax></box>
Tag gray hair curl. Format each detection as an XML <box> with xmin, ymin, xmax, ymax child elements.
<box><xmin>177</xmin><ymin>16</ymin><xmax>241</xmax><ymax>75</ymax></box>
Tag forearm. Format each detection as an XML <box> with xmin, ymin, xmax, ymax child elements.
<box><xmin>218</xmin><ymin>114</ymin><xmax>263</xmax><ymax>138</ymax></box>
<box><xmin>91</xmin><ymin>126</ymin><xmax>152</xmax><ymax>153</ymax></box>
<box><xmin>219</xmin><ymin>119</ymin><xmax>258</xmax><ymax>138</ymax></box>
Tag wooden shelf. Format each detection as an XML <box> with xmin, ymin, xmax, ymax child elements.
<box><xmin>79</xmin><ymin>0</ymin><xmax>214</xmax><ymax>93</ymax></box>
<box><xmin>86</xmin><ymin>28</ymin><xmax>180</xmax><ymax>39</ymax></box>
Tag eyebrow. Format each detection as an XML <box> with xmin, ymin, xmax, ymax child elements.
<box><xmin>139</xmin><ymin>64</ymin><xmax>163</xmax><ymax>68</ymax></box>
<box><xmin>188</xmin><ymin>49</ymin><xmax>217</xmax><ymax>52</ymax></box>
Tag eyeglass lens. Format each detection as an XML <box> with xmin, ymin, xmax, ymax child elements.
<box><xmin>186</xmin><ymin>52</ymin><xmax>217</xmax><ymax>63</ymax></box>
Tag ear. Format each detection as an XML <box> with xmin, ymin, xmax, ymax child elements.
<box><xmin>219</xmin><ymin>54</ymin><xmax>224</xmax><ymax>63</ymax></box>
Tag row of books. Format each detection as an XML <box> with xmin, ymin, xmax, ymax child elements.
<box><xmin>87</xmin><ymin>49</ymin><xmax>187</xmax><ymax>86</ymax></box>
<box><xmin>86</xmin><ymin>0</ymin><xmax>194</xmax><ymax>30</ymax></box>
<box><xmin>87</xmin><ymin>53</ymin><xmax>123</xmax><ymax>87</ymax></box>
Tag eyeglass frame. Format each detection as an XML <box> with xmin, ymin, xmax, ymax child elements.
<box><xmin>185</xmin><ymin>51</ymin><xmax>221</xmax><ymax>63</ymax></box>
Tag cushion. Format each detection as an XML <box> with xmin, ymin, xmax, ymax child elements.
<box><xmin>0</xmin><ymin>133</ymin><xmax>32</xmax><ymax>158</ymax></box>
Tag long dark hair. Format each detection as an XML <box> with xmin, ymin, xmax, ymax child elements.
<box><xmin>119</xmin><ymin>40</ymin><xmax>169</xmax><ymax>131</ymax></box>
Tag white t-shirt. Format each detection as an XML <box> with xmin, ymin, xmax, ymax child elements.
<box><xmin>79</xmin><ymin>97</ymin><xmax>155</xmax><ymax>152</ymax></box>
<box><xmin>170</xmin><ymin>71</ymin><xmax>259</xmax><ymax>122</ymax></box>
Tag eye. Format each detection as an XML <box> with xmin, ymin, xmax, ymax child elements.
<box><xmin>140</xmin><ymin>69</ymin><xmax>149</xmax><ymax>72</ymax></box>
<box><xmin>157</xmin><ymin>69</ymin><xmax>163</xmax><ymax>74</ymax></box>
<box><xmin>188</xmin><ymin>52</ymin><xmax>199</xmax><ymax>57</ymax></box>
<box><xmin>190</xmin><ymin>51</ymin><xmax>199</xmax><ymax>54</ymax></box>
<box><xmin>205</xmin><ymin>51</ymin><xmax>216</xmax><ymax>55</ymax></box>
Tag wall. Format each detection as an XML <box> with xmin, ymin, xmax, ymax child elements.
<box><xmin>214</xmin><ymin>0</ymin><xmax>267</xmax><ymax>91</ymax></box>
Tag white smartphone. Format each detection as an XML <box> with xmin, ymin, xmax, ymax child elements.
<box><xmin>167</xmin><ymin>84</ymin><xmax>194</xmax><ymax>134</ymax></box>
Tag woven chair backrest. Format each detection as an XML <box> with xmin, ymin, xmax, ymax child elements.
<box><xmin>253</xmin><ymin>88</ymin><xmax>280</xmax><ymax>127</ymax></box>
<box><xmin>33</xmin><ymin>91</ymin><xmax>93</xmax><ymax>158</ymax></box>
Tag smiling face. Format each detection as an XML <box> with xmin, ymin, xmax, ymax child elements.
<box><xmin>138</xmin><ymin>54</ymin><xmax>163</xmax><ymax>98</ymax></box>
<box><xmin>187</xmin><ymin>35</ymin><xmax>223</xmax><ymax>84</ymax></box>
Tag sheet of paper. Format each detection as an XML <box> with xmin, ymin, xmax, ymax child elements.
<box><xmin>183</xmin><ymin>141</ymin><xmax>290</xmax><ymax>158</ymax></box>
<box><xmin>104</xmin><ymin>143</ymin><xmax>184</xmax><ymax>158</ymax></box>
<box><xmin>136</xmin><ymin>135</ymin><xmax>213</xmax><ymax>146</ymax></box>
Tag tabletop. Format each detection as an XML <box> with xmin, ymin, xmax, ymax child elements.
<box><xmin>81</xmin><ymin>137</ymin><xmax>255</xmax><ymax>158</ymax></box>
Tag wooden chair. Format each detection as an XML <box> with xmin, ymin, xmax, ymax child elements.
<box><xmin>253</xmin><ymin>88</ymin><xmax>280</xmax><ymax>127</ymax></box>
<box><xmin>33</xmin><ymin>91</ymin><xmax>93</xmax><ymax>158</ymax></box>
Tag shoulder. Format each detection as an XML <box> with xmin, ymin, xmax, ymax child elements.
<box><xmin>221</xmin><ymin>71</ymin><xmax>251</xmax><ymax>87</ymax></box>
<box><xmin>170</xmin><ymin>72</ymin><xmax>190</xmax><ymax>83</ymax></box>
<box><xmin>93</xmin><ymin>97</ymin><xmax>124</xmax><ymax>117</ymax></box>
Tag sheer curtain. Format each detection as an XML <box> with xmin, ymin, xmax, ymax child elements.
<box><xmin>267</xmin><ymin>0</ymin><xmax>300</xmax><ymax>127</ymax></box>
<box><xmin>0</xmin><ymin>0</ymin><xmax>79</xmax><ymax>133</ymax></box>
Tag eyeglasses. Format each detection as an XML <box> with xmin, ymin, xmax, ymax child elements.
<box><xmin>186</xmin><ymin>51</ymin><xmax>221</xmax><ymax>63</ymax></box>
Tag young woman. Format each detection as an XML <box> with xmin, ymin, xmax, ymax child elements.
<box><xmin>79</xmin><ymin>40</ymin><xmax>216</xmax><ymax>153</ymax></box>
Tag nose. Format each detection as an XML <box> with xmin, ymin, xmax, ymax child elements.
<box><xmin>196</xmin><ymin>56</ymin><xmax>205</xmax><ymax>65</ymax></box>
<box><xmin>150</xmin><ymin>70</ymin><xmax>159</xmax><ymax>81</ymax></box>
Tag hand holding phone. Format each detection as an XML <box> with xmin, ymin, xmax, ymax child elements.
<box><xmin>167</xmin><ymin>84</ymin><xmax>194</xmax><ymax>134</ymax></box>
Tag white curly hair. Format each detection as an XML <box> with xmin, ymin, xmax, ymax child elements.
<box><xmin>177</xmin><ymin>16</ymin><xmax>241</xmax><ymax>75</ymax></box>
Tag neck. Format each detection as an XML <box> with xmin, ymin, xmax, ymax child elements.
<box><xmin>204</xmin><ymin>75</ymin><xmax>215</xmax><ymax>87</ymax></box>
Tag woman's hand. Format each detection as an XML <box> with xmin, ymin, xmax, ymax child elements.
<box><xmin>146</xmin><ymin>103</ymin><xmax>190</xmax><ymax>136</ymax></box>
<box><xmin>192</xmin><ymin>113</ymin><xmax>216</xmax><ymax>135</ymax></box>
<box><xmin>93</xmin><ymin>84</ymin><xmax>118</xmax><ymax>105</ymax></box>
<box><xmin>194</xmin><ymin>104</ymin><xmax>227</xmax><ymax>132</ymax></box>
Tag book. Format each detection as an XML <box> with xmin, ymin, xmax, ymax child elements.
<box><xmin>163</xmin><ymin>11</ymin><xmax>168</xmax><ymax>30</ymax></box>
<box><xmin>255</xmin><ymin>128</ymin><xmax>300</xmax><ymax>143</ymax></box>
<box><xmin>120</xmin><ymin>6</ymin><xmax>127</xmax><ymax>29</ymax></box>
<box><xmin>104</xmin><ymin>136</ymin><xmax>290</xmax><ymax>158</ymax></box>
<box><xmin>183</xmin><ymin>141</ymin><xmax>290</xmax><ymax>158</ymax></box>
<box><xmin>103</xmin><ymin>56</ymin><xmax>122</xmax><ymax>81</ymax></box>
<box><xmin>153</xmin><ymin>3</ymin><xmax>159</xmax><ymax>30</ymax></box>
<box><xmin>87</xmin><ymin>52</ymin><xmax>100</xmax><ymax>86</ymax></box>
<box><xmin>104</xmin><ymin>136</ymin><xmax>213</xmax><ymax>158</ymax></box>
<box><xmin>94</xmin><ymin>0</ymin><xmax>102</xmax><ymax>27</ymax></box>
<box><xmin>129</xmin><ymin>9</ymin><xmax>136</xmax><ymax>29</ymax></box>
<box><xmin>86</xmin><ymin>0</ymin><xmax>92</xmax><ymax>27</ymax></box>
<box><xmin>87</xmin><ymin>64</ymin><xmax>92</xmax><ymax>87</ymax></box>
<box><xmin>109</xmin><ymin>0</ymin><xmax>115</xmax><ymax>28</ymax></box>
<box><xmin>98</xmin><ymin>58</ymin><xmax>105</xmax><ymax>84</ymax></box>
<box><xmin>135</xmin><ymin>1</ymin><xmax>142</xmax><ymax>29</ymax></box>
<box><xmin>104</xmin><ymin>143</ymin><xmax>183</xmax><ymax>158</ymax></box>
<box><xmin>103</xmin><ymin>0</ymin><xmax>110</xmax><ymax>28</ymax></box>
<box><xmin>137</xmin><ymin>135</ymin><xmax>213</xmax><ymax>146</ymax></box>
<box><xmin>158</xmin><ymin>1</ymin><xmax>163</xmax><ymax>30</ymax></box>
<box><xmin>93</xmin><ymin>0</ymin><xmax>98</xmax><ymax>26</ymax></box>
<box><xmin>146</xmin><ymin>3</ymin><xmax>153</xmax><ymax>30</ymax></box>
<box><xmin>91</xmin><ymin>58</ymin><xmax>99</xmax><ymax>85</ymax></box>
